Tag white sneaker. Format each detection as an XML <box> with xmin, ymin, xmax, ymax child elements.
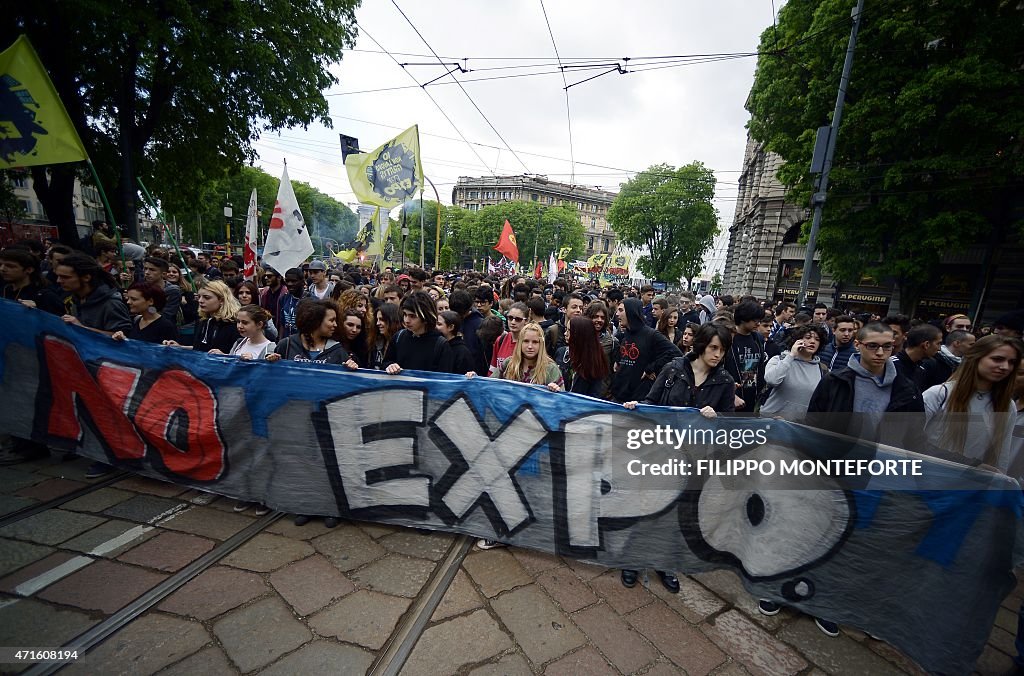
<box><xmin>232</xmin><ymin>501</ymin><xmax>252</xmax><ymax>513</ymax></box>
<box><xmin>477</xmin><ymin>539</ymin><xmax>506</xmax><ymax>550</ymax></box>
<box><xmin>191</xmin><ymin>492</ymin><xmax>216</xmax><ymax>505</ymax></box>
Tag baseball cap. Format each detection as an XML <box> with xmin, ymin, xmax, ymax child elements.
<box><xmin>308</xmin><ymin>260</ymin><xmax>327</xmax><ymax>271</ymax></box>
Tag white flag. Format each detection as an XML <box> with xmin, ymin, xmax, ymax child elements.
<box><xmin>263</xmin><ymin>164</ymin><xmax>313</xmax><ymax>275</ymax></box>
<box><xmin>243</xmin><ymin>188</ymin><xmax>258</xmax><ymax>281</ymax></box>
<box><xmin>547</xmin><ymin>252</ymin><xmax>558</xmax><ymax>284</ymax></box>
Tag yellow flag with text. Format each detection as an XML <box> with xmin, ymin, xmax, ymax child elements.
<box><xmin>344</xmin><ymin>125</ymin><xmax>424</xmax><ymax>209</ymax></box>
<box><xmin>0</xmin><ymin>36</ymin><xmax>88</xmax><ymax>168</ymax></box>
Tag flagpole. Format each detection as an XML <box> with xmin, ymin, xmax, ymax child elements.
<box><xmin>137</xmin><ymin>177</ymin><xmax>196</xmax><ymax>288</ymax></box>
<box><xmin>86</xmin><ymin>158</ymin><xmax>125</xmax><ymax>271</ymax></box>
<box><xmin>419</xmin><ymin>188</ymin><xmax>425</xmax><ymax>268</ymax></box>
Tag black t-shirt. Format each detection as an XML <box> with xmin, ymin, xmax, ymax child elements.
<box><xmin>730</xmin><ymin>332</ymin><xmax>763</xmax><ymax>412</ymax></box>
<box><xmin>128</xmin><ymin>315</ymin><xmax>179</xmax><ymax>344</ymax></box>
<box><xmin>193</xmin><ymin>318</ymin><xmax>240</xmax><ymax>353</ymax></box>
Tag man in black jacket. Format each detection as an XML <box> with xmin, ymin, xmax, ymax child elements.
<box><xmin>611</xmin><ymin>298</ymin><xmax>681</xmax><ymax>402</ymax></box>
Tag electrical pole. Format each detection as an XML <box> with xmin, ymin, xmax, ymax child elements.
<box><xmin>798</xmin><ymin>0</ymin><xmax>864</xmax><ymax>307</ymax></box>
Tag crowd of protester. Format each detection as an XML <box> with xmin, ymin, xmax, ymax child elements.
<box><xmin>2</xmin><ymin>228</ymin><xmax>1023</xmax><ymax>644</ymax></box>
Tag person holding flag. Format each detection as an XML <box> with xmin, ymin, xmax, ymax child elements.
<box><xmin>494</xmin><ymin>219</ymin><xmax>519</xmax><ymax>269</ymax></box>
<box><xmin>243</xmin><ymin>189</ymin><xmax>259</xmax><ymax>280</ymax></box>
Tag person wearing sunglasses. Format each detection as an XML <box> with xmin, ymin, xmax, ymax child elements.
<box><xmin>485</xmin><ymin>302</ymin><xmax>529</xmax><ymax>377</ymax></box>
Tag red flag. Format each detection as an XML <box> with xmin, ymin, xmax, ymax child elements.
<box><xmin>493</xmin><ymin>220</ymin><xmax>519</xmax><ymax>263</ymax></box>
<box><xmin>533</xmin><ymin>260</ymin><xmax>542</xmax><ymax>279</ymax></box>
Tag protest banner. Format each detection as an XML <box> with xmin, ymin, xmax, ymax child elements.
<box><xmin>0</xmin><ymin>299</ymin><xmax>1019</xmax><ymax>674</ymax></box>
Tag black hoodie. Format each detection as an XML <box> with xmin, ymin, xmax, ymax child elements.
<box><xmin>71</xmin><ymin>283</ymin><xmax>132</xmax><ymax>333</ymax></box>
<box><xmin>385</xmin><ymin>328</ymin><xmax>456</xmax><ymax>373</ymax></box>
<box><xmin>611</xmin><ymin>298</ymin><xmax>681</xmax><ymax>402</ymax></box>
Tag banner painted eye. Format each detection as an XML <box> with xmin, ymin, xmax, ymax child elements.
<box><xmin>680</xmin><ymin>445</ymin><xmax>853</xmax><ymax>580</ymax></box>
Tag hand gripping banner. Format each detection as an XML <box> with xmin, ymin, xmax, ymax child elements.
<box><xmin>0</xmin><ymin>299</ymin><xmax>1020</xmax><ymax>674</ymax></box>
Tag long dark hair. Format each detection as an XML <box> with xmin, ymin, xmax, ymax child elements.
<box><xmin>568</xmin><ymin>316</ymin><xmax>609</xmax><ymax>381</ymax></box>
<box><xmin>376</xmin><ymin>302</ymin><xmax>402</xmax><ymax>343</ymax></box>
<box><xmin>56</xmin><ymin>252</ymin><xmax>118</xmax><ymax>291</ymax></box>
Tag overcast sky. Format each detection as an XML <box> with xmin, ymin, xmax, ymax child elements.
<box><xmin>252</xmin><ymin>0</ymin><xmax>777</xmax><ymax>275</ymax></box>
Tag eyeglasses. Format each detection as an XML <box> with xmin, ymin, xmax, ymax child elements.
<box><xmin>508</xmin><ymin>316</ymin><xmax>525</xmax><ymax>322</ymax></box>
<box><xmin>862</xmin><ymin>343</ymin><xmax>895</xmax><ymax>352</ymax></box>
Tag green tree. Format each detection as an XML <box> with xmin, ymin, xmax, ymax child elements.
<box><xmin>453</xmin><ymin>202</ymin><xmax>584</xmax><ymax>270</ymax></box>
<box><xmin>0</xmin><ymin>171</ymin><xmax>28</xmax><ymax>227</ymax></box>
<box><xmin>711</xmin><ymin>271</ymin><xmax>723</xmax><ymax>294</ymax></box>
<box><xmin>4</xmin><ymin>1</ymin><xmax>359</xmax><ymax>244</ymax></box>
<box><xmin>438</xmin><ymin>243</ymin><xmax>456</xmax><ymax>270</ymax></box>
<box><xmin>607</xmin><ymin>163</ymin><xmax>718</xmax><ymax>284</ymax></box>
<box><xmin>747</xmin><ymin>0</ymin><xmax>1024</xmax><ymax>312</ymax></box>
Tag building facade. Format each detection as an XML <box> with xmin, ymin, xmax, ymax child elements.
<box><xmin>452</xmin><ymin>175</ymin><xmax>617</xmax><ymax>258</ymax></box>
<box><xmin>722</xmin><ymin>133</ymin><xmax>1024</xmax><ymax>323</ymax></box>
<box><xmin>2</xmin><ymin>170</ymin><xmax>105</xmax><ymax>246</ymax></box>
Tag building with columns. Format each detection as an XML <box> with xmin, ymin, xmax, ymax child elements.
<box><xmin>452</xmin><ymin>175</ymin><xmax>618</xmax><ymax>258</ymax></box>
<box><xmin>722</xmin><ymin>132</ymin><xmax>1023</xmax><ymax>322</ymax></box>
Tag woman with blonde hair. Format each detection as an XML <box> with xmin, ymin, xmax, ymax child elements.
<box><xmin>498</xmin><ymin>322</ymin><xmax>563</xmax><ymax>390</ymax></box>
<box><xmin>923</xmin><ymin>334</ymin><xmax>1024</xmax><ymax>473</ymax></box>
<box><xmin>163</xmin><ymin>280</ymin><xmax>240</xmax><ymax>353</ymax></box>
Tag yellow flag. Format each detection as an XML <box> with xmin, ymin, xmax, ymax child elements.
<box><xmin>344</xmin><ymin>125</ymin><xmax>423</xmax><ymax>208</ymax></box>
<box><xmin>558</xmin><ymin>246</ymin><xmax>572</xmax><ymax>260</ymax></box>
<box><xmin>0</xmin><ymin>36</ymin><xmax>88</xmax><ymax>168</ymax></box>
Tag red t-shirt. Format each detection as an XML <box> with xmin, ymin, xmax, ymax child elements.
<box><xmin>488</xmin><ymin>332</ymin><xmax>516</xmax><ymax>377</ymax></box>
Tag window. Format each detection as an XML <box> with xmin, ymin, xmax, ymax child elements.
<box><xmin>588</xmin><ymin>237</ymin><xmax>594</xmax><ymax>249</ymax></box>
<box><xmin>12</xmin><ymin>175</ymin><xmax>28</xmax><ymax>189</ymax></box>
<box><xmin>486</xmin><ymin>191</ymin><xmax>496</xmax><ymax>199</ymax></box>
<box><xmin>468</xmin><ymin>204</ymin><xmax>479</xmax><ymax>212</ymax></box>
<box><xmin>501</xmin><ymin>191</ymin><xmax>512</xmax><ymax>199</ymax></box>
<box><xmin>602</xmin><ymin>239</ymin><xmax>610</xmax><ymax>252</ymax></box>
<box><xmin>577</xmin><ymin>202</ymin><xmax>583</xmax><ymax>210</ymax></box>
<box><xmin>591</xmin><ymin>204</ymin><xmax>598</xmax><ymax>213</ymax></box>
<box><xmin>531</xmin><ymin>193</ymin><xmax>539</xmax><ymax>201</ymax></box>
<box><xmin>591</xmin><ymin>217</ymin><xmax>597</xmax><ymax>228</ymax></box>
<box><xmin>18</xmin><ymin>199</ymin><xmax>32</xmax><ymax>213</ymax></box>
<box><xmin>468</xmin><ymin>191</ymin><xmax>479</xmax><ymax>199</ymax></box>
<box><xmin>547</xmin><ymin>196</ymin><xmax>554</xmax><ymax>205</ymax></box>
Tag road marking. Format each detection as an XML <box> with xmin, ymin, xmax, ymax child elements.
<box><xmin>15</xmin><ymin>556</ymin><xmax>92</xmax><ymax>596</ymax></box>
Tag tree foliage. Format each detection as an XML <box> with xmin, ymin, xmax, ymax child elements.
<box><xmin>747</xmin><ymin>0</ymin><xmax>1024</xmax><ymax>309</ymax></box>
<box><xmin>454</xmin><ymin>202</ymin><xmax>585</xmax><ymax>269</ymax></box>
<box><xmin>607</xmin><ymin>163</ymin><xmax>718</xmax><ymax>283</ymax></box>
<box><xmin>179</xmin><ymin>165</ymin><xmax>356</xmax><ymax>254</ymax></box>
<box><xmin>3</xmin><ymin>0</ymin><xmax>359</xmax><ymax>243</ymax></box>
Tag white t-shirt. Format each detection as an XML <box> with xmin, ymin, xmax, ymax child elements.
<box><xmin>231</xmin><ymin>337</ymin><xmax>273</xmax><ymax>360</ymax></box>
<box><xmin>923</xmin><ymin>382</ymin><xmax>1017</xmax><ymax>473</ymax></box>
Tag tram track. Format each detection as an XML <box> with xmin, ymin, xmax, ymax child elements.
<box><xmin>0</xmin><ymin>471</ymin><xmax>131</xmax><ymax>529</ymax></box>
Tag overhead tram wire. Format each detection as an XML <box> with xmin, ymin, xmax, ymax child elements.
<box><xmin>354</xmin><ymin>23</ymin><xmax>497</xmax><ymax>177</ymax></box>
<box><xmin>538</xmin><ymin>0</ymin><xmax>575</xmax><ymax>184</ymax></box>
<box><xmin>390</xmin><ymin>0</ymin><xmax>532</xmax><ymax>174</ymax></box>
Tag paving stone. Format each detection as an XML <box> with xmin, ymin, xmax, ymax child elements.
<box><xmin>468</xmin><ymin>652</ymin><xmax>534</xmax><ymax>676</ymax></box>
<box><xmin>976</xmin><ymin>644</ymin><xmax>1016</xmax><ymax>675</ymax></box>
<box><xmin>0</xmin><ymin>597</ymin><xmax>93</xmax><ymax>648</ymax></box>
<box><xmin>266</xmin><ymin>517</ymin><xmax>337</xmax><ymax>540</ymax></box>
<box><xmin>160</xmin><ymin>506</ymin><xmax>254</xmax><ymax>540</ymax></box>
<box><xmin>571</xmin><ymin>602</ymin><xmax>658</xmax><ymax>673</ymax></box>
<box><xmin>691</xmin><ymin>570</ymin><xmax>791</xmax><ymax>630</ymax></box>
<box><xmin>60</xmin><ymin>519</ymin><xmax>156</xmax><ymax>558</ymax></box>
<box><xmin>380</xmin><ymin>529</ymin><xmax>455</xmax><ymax>561</ymax></box>
<box><xmin>431</xmin><ymin>569</ymin><xmax>484</xmax><ymax>622</ymax></box>
<box><xmin>63</xmin><ymin>612</ymin><xmax>209</xmax><ymax>676</ymax></box>
<box><xmin>0</xmin><ymin>538</ymin><xmax>53</xmax><ymax>577</ymax></box>
<box><xmin>0</xmin><ymin>467</ymin><xmax>48</xmax><ymax>493</ymax></box>
<box><xmin>700</xmin><ymin>609</ymin><xmax>807</xmax><ymax>676</ymax></box>
<box><xmin>308</xmin><ymin>589</ymin><xmax>411</xmax><ymax>650</ymax></box>
<box><xmin>221</xmin><ymin>533</ymin><xmax>314</xmax><ymax>572</ymax></box>
<box><xmin>643</xmin><ymin>660</ymin><xmax>688</xmax><ymax>675</ymax></box>
<box><xmin>0</xmin><ymin>494</ymin><xmax>35</xmax><ymax>516</ymax></box>
<box><xmin>117</xmin><ymin>532</ymin><xmax>216</xmax><ymax>572</ymax></box>
<box><xmin>777</xmin><ymin>617</ymin><xmax>903</xmax><ymax>675</ymax></box>
<box><xmin>114</xmin><ymin>475</ymin><xmax>187</xmax><ymax>497</ymax></box>
<box><xmin>866</xmin><ymin>638</ymin><xmax>927</xmax><ymax>676</ymax></box>
<box><xmin>102</xmin><ymin>495</ymin><xmax>187</xmax><ymax>523</ymax></box>
<box><xmin>156</xmin><ymin>646</ymin><xmax>233</xmax><ymax>676</ymax></box>
<box><xmin>588</xmin><ymin>569</ymin><xmax>657</xmax><ymax>614</ymax></box>
<box><xmin>357</xmin><ymin>521</ymin><xmax>401</xmax><ymax>539</ymax></box>
<box><xmin>38</xmin><ymin>559</ymin><xmax>168</xmax><ymax>613</ymax></box>
<box><xmin>511</xmin><ymin>548</ymin><xmax>563</xmax><ymax>576</ymax></box>
<box><xmin>270</xmin><ymin>554</ymin><xmax>356</xmax><ymax>616</ymax></box>
<box><xmin>35</xmin><ymin>458</ymin><xmax>105</xmax><ymax>481</ymax></box>
<box><xmin>62</xmin><ymin>487</ymin><xmax>135</xmax><ymax>513</ymax></box>
<box><xmin>403</xmin><ymin>608</ymin><xmax>514</xmax><ymax>676</ymax></box>
<box><xmin>463</xmin><ymin>549</ymin><xmax>533</xmax><ymax>598</ymax></box>
<box><xmin>15</xmin><ymin>477</ymin><xmax>87</xmax><ymax>501</ymax></box>
<box><xmin>995</xmin><ymin>605</ymin><xmax>1017</xmax><ymax>634</ymax></box>
<box><xmin>627</xmin><ymin>601</ymin><xmax>728</xmax><ymax>675</ymax></box>
<box><xmin>650</xmin><ymin>574</ymin><xmax>727</xmax><ymax>623</ymax></box>
<box><xmin>214</xmin><ymin>596</ymin><xmax>311</xmax><ymax>672</ymax></box>
<box><xmin>491</xmin><ymin>585</ymin><xmax>586</xmax><ymax>667</ymax></box>
<box><xmin>544</xmin><ymin>646</ymin><xmax>618</xmax><ymax>676</ymax></box>
<box><xmin>351</xmin><ymin>554</ymin><xmax>436</xmax><ymax>597</ymax></box>
<box><xmin>0</xmin><ymin>551</ymin><xmax>80</xmax><ymax>594</ymax></box>
<box><xmin>312</xmin><ymin>525</ymin><xmax>386</xmax><ymax>572</ymax></box>
<box><xmin>159</xmin><ymin>565</ymin><xmax>269</xmax><ymax>620</ymax></box>
<box><xmin>261</xmin><ymin>640</ymin><xmax>375</xmax><ymax>676</ymax></box>
<box><xmin>0</xmin><ymin>509</ymin><xmax>105</xmax><ymax>545</ymax></box>
<box><xmin>561</xmin><ymin>556</ymin><xmax>606</xmax><ymax>580</ymax></box>
<box><xmin>536</xmin><ymin>567</ymin><xmax>598</xmax><ymax>613</ymax></box>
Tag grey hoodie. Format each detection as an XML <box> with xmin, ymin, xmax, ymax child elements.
<box><xmin>760</xmin><ymin>352</ymin><xmax>826</xmax><ymax>420</ymax></box>
<box><xmin>847</xmin><ymin>353</ymin><xmax>898</xmax><ymax>414</ymax></box>
<box><xmin>697</xmin><ymin>295</ymin><xmax>717</xmax><ymax>324</ymax></box>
